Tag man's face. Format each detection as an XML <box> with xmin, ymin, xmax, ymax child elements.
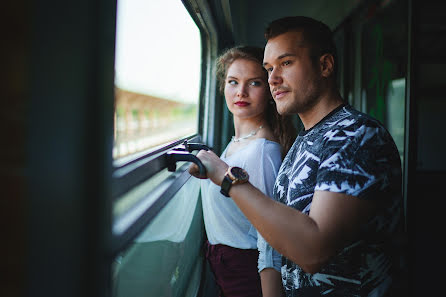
<box><xmin>263</xmin><ymin>31</ymin><xmax>323</xmax><ymax>115</ymax></box>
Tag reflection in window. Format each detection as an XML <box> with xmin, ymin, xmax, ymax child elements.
<box><xmin>386</xmin><ymin>78</ymin><xmax>405</xmax><ymax>162</ymax></box>
<box><xmin>361</xmin><ymin>0</ymin><xmax>407</xmax><ymax>162</ymax></box>
<box><xmin>113</xmin><ymin>178</ymin><xmax>203</xmax><ymax>296</ymax></box>
<box><xmin>113</xmin><ymin>0</ymin><xmax>201</xmax><ymax>159</ymax></box>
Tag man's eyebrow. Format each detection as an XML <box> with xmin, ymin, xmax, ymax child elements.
<box><xmin>277</xmin><ymin>53</ymin><xmax>296</xmax><ymax>60</ymax></box>
<box><xmin>263</xmin><ymin>53</ymin><xmax>296</xmax><ymax>67</ymax></box>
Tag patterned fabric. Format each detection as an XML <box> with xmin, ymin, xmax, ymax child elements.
<box><xmin>274</xmin><ymin>104</ymin><xmax>402</xmax><ymax>297</ymax></box>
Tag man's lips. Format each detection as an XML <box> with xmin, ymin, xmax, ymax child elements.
<box><xmin>273</xmin><ymin>90</ymin><xmax>289</xmax><ymax>99</ymax></box>
<box><xmin>235</xmin><ymin>101</ymin><xmax>249</xmax><ymax>107</ymax></box>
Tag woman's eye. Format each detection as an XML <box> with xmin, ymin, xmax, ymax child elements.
<box><xmin>227</xmin><ymin>80</ymin><xmax>237</xmax><ymax>85</ymax></box>
<box><xmin>250</xmin><ymin>81</ymin><xmax>261</xmax><ymax>86</ymax></box>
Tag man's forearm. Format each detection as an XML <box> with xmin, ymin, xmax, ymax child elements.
<box><xmin>228</xmin><ymin>182</ymin><xmax>324</xmax><ymax>272</ymax></box>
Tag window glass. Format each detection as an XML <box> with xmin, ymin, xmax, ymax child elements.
<box><xmin>361</xmin><ymin>0</ymin><xmax>407</xmax><ymax>162</ymax></box>
<box><xmin>113</xmin><ymin>0</ymin><xmax>201</xmax><ymax>159</ymax></box>
<box><xmin>112</xmin><ymin>178</ymin><xmax>204</xmax><ymax>296</ymax></box>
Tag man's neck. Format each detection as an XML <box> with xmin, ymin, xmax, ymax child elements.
<box><xmin>299</xmin><ymin>92</ymin><xmax>344</xmax><ymax>131</ymax></box>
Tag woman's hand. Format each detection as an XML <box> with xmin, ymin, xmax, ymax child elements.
<box><xmin>188</xmin><ymin>150</ymin><xmax>229</xmax><ymax>186</ymax></box>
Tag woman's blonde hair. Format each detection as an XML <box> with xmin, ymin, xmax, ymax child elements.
<box><xmin>216</xmin><ymin>46</ymin><xmax>297</xmax><ymax>157</ymax></box>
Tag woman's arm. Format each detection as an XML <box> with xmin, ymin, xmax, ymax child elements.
<box><xmin>260</xmin><ymin>268</ymin><xmax>285</xmax><ymax>297</ymax></box>
<box><xmin>257</xmin><ymin>230</ymin><xmax>284</xmax><ymax>297</ymax></box>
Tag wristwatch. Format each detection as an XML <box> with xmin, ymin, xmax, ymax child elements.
<box><xmin>220</xmin><ymin>166</ymin><xmax>249</xmax><ymax>197</ymax></box>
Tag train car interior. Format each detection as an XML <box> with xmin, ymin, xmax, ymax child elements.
<box><xmin>3</xmin><ymin>0</ymin><xmax>445</xmax><ymax>296</ymax></box>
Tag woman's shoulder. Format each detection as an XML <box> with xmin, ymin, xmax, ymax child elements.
<box><xmin>224</xmin><ymin>138</ymin><xmax>281</xmax><ymax>162</ymax></box>
<box><xmin>258</xmin><ymin>138</ymin><xmax>281</xmax><ymax>152</ymax></box>
<box><xmin>253</xmin><ymin>138</ymin><xmax>282</xmax><ymax>163</ymax></box>
<box><xmin>262</xmin><ymin>138</ymin><xmax>281</xmax><ymax>149</ymax></box>
<box><xmin>247</xmin><ymin>138</ymin><xmax>280</xmax><ymax>153</ymax></box>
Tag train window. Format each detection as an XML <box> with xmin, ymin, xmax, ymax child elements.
<box><xmin>113</xmin><ymin>0</ymin><xmax>202</xmax><ymax>159</ymax></box>
<box><xmin>108</xmin><ymin>0</ymin><xmax>216</xmax><ymax>266</ymax></box>
<box><xmin>109</xmin><ymin>0</ymin><xmax>210</xmax><ymax>254</ymax></box>
<box><xmin>361</xmin><ymin>0</ymin><xmax>408</xmax><ymax>162</ymax></box>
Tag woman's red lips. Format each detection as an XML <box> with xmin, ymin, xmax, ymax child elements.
<box><xmin>235</xmin><ymin>101</ymin><xmax>249</xmax><ymax>107</ymax></box>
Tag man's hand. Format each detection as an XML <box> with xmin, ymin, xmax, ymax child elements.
<box><xmin>188</xmin><ymin>150</ymin><xmax>229</xmax><ymax>186</ymax></box>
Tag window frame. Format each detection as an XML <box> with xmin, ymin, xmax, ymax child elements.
<box><xmin>109</xmin><ymin>0</ymin><xmax>219</xmax><ymax>258</ymax></box>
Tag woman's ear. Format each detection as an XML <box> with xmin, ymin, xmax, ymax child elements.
<box><xmin>319</xmin><ymin>54</ymin><xmax>334</xmax><ymax>78</ymax></box>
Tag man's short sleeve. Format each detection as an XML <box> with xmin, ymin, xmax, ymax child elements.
<box><xmin>315</xmin><ymin>123</ymin><xmax>401</xmax><ymax>200</ymax></box>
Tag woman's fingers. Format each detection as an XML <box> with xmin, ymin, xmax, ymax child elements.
<box><xmin>188</xmin><ymin>150</ymin><xmax>229</xmax><ymax>184</ymax></box>
<box><xmin>188</xmin><ymin>162</ymin><xmax>207</xmax><ymax>179</ymax></box>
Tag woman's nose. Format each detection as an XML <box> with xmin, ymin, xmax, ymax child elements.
<box><xmin>236</xmin><ymin>84</ymin><xmax>248</xmax><ymax>98</ymax></box>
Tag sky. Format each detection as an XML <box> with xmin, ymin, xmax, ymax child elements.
<box><xmin>114</xmin><ymin>0</ymin><xmax>202</xmax><ymax>104</ymax></box>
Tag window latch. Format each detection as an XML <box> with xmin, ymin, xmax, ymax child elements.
<box><xmin>175</xmin><ymin>139</ymin><xmax>210</xmax><ymax>152</ymax></box>
<box><xmin>166</xmin><ymin>150</ymin><xmax>207</xmax><ymax>177</ymax></box>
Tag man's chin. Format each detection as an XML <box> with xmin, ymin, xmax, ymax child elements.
<box><xmin>276</xmin><ymin>105</ymin><xmax>292</xmax><ymax>116</ymax></box>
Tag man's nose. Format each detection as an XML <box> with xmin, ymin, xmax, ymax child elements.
<box><xmin>268</xmin><ymin>68</ymin><xmax>282</xmax><ymax>86</ymax></box>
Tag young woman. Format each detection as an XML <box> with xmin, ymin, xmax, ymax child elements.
<box><xmin>201</xmin><ymin>46</ymin><xmax>296</xmax><ymax>297</ymax></box>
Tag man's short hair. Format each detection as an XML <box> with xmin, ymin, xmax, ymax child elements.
<box><xmin>265</xmin><ymin>16</ymin><xmax>338</xmax><ymax>78</ymax></box>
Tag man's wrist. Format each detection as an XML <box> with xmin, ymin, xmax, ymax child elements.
<box><xmin>220</xmin><ymin>166</ymin><xmax>249</xmax><ymax>197</ymax></box>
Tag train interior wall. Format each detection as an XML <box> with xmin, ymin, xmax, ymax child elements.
<box><xmin>410</xmin><ymin>1</ymin><xmax>446</xmax><ymax>295</ymax></box>
<box><xmin>2</xmin><ymin>0</ymin><xmax>446</xmax><ymax>297</ymax></box>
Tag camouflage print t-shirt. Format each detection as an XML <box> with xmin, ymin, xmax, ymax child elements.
<box><xmin>274</xmin><ymin>104</ymin><xmax>402</xmax><ymax>297</ymax></box>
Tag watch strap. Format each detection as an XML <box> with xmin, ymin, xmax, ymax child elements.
<box><xmin>220</xmin><ymin>175</ymin><xmax>233</xmax><ymax>197</ymax></box>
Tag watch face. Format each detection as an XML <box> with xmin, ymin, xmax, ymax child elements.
<box><xmin>230</xmin><ymin>167</ymin><xmax>248</xmax><ymax>181</ymax></box>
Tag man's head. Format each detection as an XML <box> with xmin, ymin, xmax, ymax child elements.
<box><xmin>263</xmin><ymin>16</ymin><xmax>338</xmax><ymax>116</ymax></box>
<box><xmin>264</xmin><ymin>16</ymin><xmax>337</xmax><ymax>76</ymax></box>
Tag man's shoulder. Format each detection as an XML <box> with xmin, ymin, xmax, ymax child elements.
<box><xmin>325</xmin><ymin>105</ymin><xmax>391</xmax><ymax>138</ymax></box>
<box><xmin>314</xmin><ymin>104</ymin><xmax>398</xmax><ymax>159</ymax></box>
<box><xmin>335</xmin><ymin>105</ymin><xmax>384</xmax><ymax>127</ymax></box>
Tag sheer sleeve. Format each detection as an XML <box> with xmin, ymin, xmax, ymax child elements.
<box><xmin>249</xmin><ymin>141</ymin><xmax>283</xmax><ymax>273</ymax></box>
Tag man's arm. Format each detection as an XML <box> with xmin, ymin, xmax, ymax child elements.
<box><xmin>189</xmin><ymin>150</ymin><xmax>378</xmax><ymax>274</ymax></box>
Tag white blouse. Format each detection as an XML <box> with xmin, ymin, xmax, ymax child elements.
<box><xmin>201</xmin><ymin>138</ymin><xmax>282</xmax><ymax>272</ymax></box>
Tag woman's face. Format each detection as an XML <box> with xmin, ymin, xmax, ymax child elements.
<box><xmin>224</xmin><ymin>58</ymin><xmax>271</xmax><ymax>121</ymax></box>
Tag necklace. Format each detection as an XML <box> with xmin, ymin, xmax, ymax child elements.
<box><xmin>231</xmin><ymin>125</ymin><xmax>263</xmax><ymax>142</ymax></box>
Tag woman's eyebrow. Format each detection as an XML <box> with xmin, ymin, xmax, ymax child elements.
<box><xmin>248</xmin><ymin>76</ymin><xmax>264</xmax><ymax>80</ymax></box>
<box><xmin>227</xmin><ymin>76</ymin><xmax>263</xmax><ymax>81</ymax></box>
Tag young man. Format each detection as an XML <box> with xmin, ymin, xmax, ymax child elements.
<box><xmin>190</xmin><ymin>16</ymin><xmax>403</xmax><ymax>296</ymax></box>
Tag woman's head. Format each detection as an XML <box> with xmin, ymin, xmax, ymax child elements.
<box><xmin>216</xmin><ymin>46</ymin><xmax>297</xmax><ymax>156</ymax></box>
<box><xmin>218</xmin><ymin>48</ymin><xmax>271</xmax><ymax>122</ymax></box>
<box><xmin>216</xmin><ymin>46</ymin><xmax>267</xmax><ymax>93</ymax></box>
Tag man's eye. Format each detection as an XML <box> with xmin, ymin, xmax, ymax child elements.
<box><xmin>283</xmin><ymin>60</ymin><xmax>291</xmax><ymax>66</ymax></box>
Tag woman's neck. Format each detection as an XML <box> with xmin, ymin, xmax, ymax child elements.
<box><xmin>233</xmin><ymin>117</ymin><xmax>266</xmax><ymax>139</ymax></box>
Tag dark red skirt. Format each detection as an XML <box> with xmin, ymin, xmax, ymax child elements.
<box><xmin>205</xmin><ymin>241</ymin><xmax>262</xmax><ymax>297</ymax></box>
